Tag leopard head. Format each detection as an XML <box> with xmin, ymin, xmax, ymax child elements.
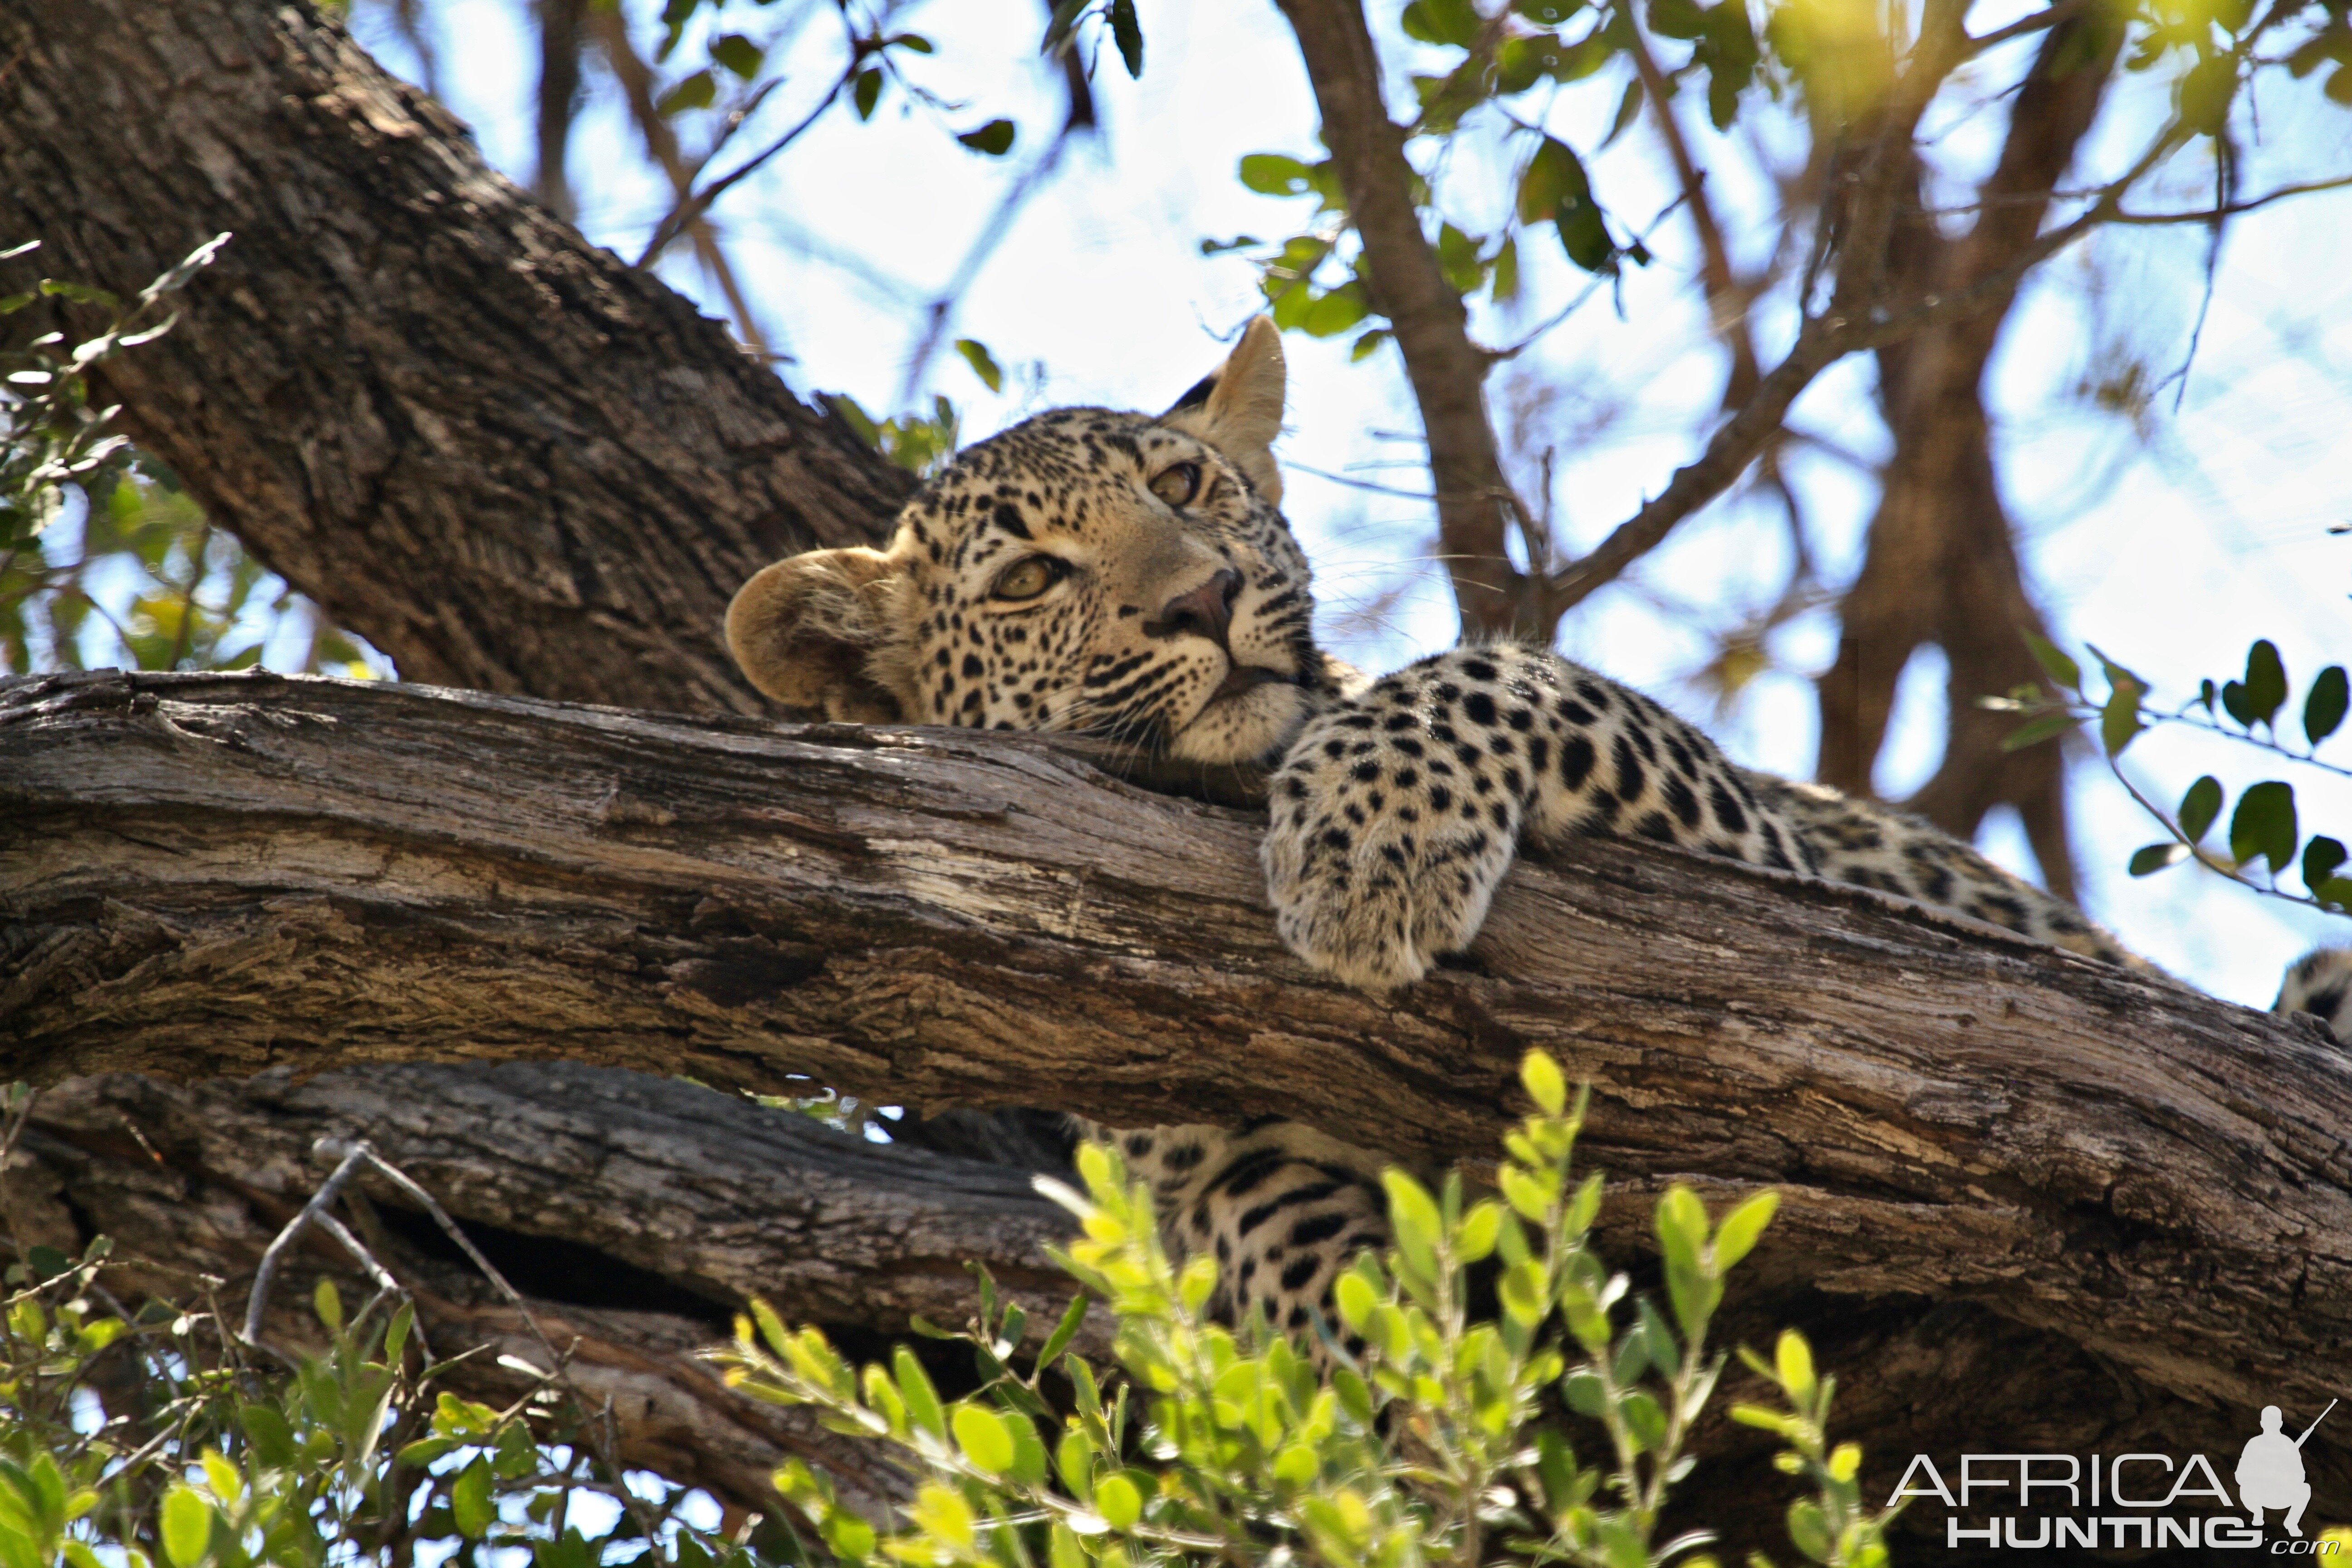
<box><xmin>726</xmin><ymin>318</ymin><xmax>1327</xmax><ymax>764</ymax></box>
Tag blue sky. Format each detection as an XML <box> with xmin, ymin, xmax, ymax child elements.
<box><xmin>343</xmin><ymin>0</ymin><xmax>2352</xmax><ymax>1007</ymax></box>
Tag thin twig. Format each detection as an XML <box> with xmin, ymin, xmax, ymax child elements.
<box><xmin>240</xmin><ymin>1141</ymin><xmax>371</xmax><ymax>1347</ymax></box>
<box><xmin>636</xmin><ymin>64</ymin><xmax>861</xmax><ymax>271</ymax></box>
<box><xmin>334</xmin><ymin>1140</ymin><xmax>568</xmax><ymax>1377</ymax></box>
<box><xmin>1965</xmin><ymin>0</ymin><xmax>2094</xmax><ymax>54</ymax></box>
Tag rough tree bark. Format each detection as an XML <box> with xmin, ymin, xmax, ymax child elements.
<box><xmin>9</xmin><ymin>671</ymin><xmax>2352</xmax><ymax>1447</ymax></box>
<box><xmin>0</xmin><ymin>0</ymin><xmax>909</xmax><ymax>712</ymax></box>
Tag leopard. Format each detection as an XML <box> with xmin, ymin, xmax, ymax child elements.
<box><xmin>726</xmin><ymin>316</ymin><xmax>2352</xmax><ymax>1337</ymax></box>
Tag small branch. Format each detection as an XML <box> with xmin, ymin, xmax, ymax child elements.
<box><xmin>634</xmin><ymin>62</ymin><xmax>860</xmax><ymax>274</ymax></box>
<box><xmin>2107</xmin><ymin>171</ymin><xmax>2352</xmax><ymax>223</ymax></box>
<box><xmin>1626</xmin><ymin>20</ymin><xmax>1762</xmax><ymax>407</ymax></box>
<box><xmin>240</xmin><ymin>1140</ymin><xmax>371</xmax><ymax>1348</ymax></box>
<box><xmin>1965</xmin><ymin>0</ymin><xmax>2095</xmax><ymax>55</ymax></box>
<box><xmin>1270</xmin><ymin>0</ymin><xmax>1538</xmax><ymax>639</ymax></box>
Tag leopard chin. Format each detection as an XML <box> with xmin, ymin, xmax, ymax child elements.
<box><xmin>1167</xmin><ymin>678</ymin><xmax>1317</xmax><ymax>766</ymax></box>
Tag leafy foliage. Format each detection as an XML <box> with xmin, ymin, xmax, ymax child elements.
<box><xmin>1992</xmin><ymin>634</ymin><xmax>2352</xmax><ymax>912</ymax></box>
<box><xmin>716</xmin><ymin>1051</ymin><xmax>1901</xmax><ymax>1568</ymax></box>
<box><xmin>0</xmin><ymin>240</ymin><xmax>383</xmax><ymax>679</ymax></box>
<box><xmin>0</xmin><ymin>1077</ymin><xmax>768</xmax><ymax>1568</ymax></box>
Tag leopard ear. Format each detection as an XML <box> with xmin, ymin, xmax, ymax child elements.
<box><xmin>1163</xmin><ymin>315</ymin><xmax>1285</xmax><ymax>506</ymax></box>
<box><xmin>725</xmin><ymin>544</ymin><xmax>915</xmax><ymax>721</ymax></box>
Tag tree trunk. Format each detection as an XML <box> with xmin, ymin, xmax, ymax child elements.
<box><xmin>9</xmin><ymin>669</ymin><xmax>2351</xmax><ymax>1463</ymax></box>
<box><xmin>0</xmin><ymin>0</ymin><xmax>910</xmax><ymax>713</ymax></box>
<box><xmin>1815</xmin><ymin>19</ymin><xmax>2121</xmax><ymax>902</ymax></box>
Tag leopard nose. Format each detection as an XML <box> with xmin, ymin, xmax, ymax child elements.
<box><xmin>1142</xmin><ymin>568</ymin><xmax>1241</xmax><ymax>649</ymax></box>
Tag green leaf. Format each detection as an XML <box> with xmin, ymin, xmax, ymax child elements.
<box><xmin>957</xmin><ymin>119</ymin><xmax>1016</xmax><ymax>156</ymax></box>
<box><xmin>1302</xmin><ymin>282</ymin><xmax>1368</xmax><ymax>338</ymax></box>
<box><xmin>1093</xmin><ymin>1472</ymin><xmax>1142</xmax><ymax>1530</ymax></box>
<box><xmin>1382</xmin><ymin>1171</ymin><xmax>1443</xmax><ymax>1283</ymax></box>
<box><xmin>1239</xmin><ymin>154</ymin><xmax>1314</xmax><ymax>196</ymax></box>
<box><xmin>1648</xmin><ymin>0</ymin><xmax>1705</xmax><ymax>40</ymax></box>
<box><xmin>160</xmin><ymin>1487</ymin><xmax>212</xmax><ymax>1568</ymax></box>
<box><xmin>951</xmin><ymin>1403</ymin><xmax>1015</xmax><ymax>1474</ymax></box>
<box><xmin>2000</xmin><ymin>711</ymin><xmax>2076</xmax><ymax>752</ymax></box>
<box><xmin>1621</xmin><ymin>1390</ymin><xmax>1668</xmax><ymax>1450</ymax></box>
<box><xmin>450</xmin><ymin>1456</ymin><xmax>495</xmax><ymax>1539</ymax></box>
<box><xmin>1653</xmin><ymin>1185</ymin><xmax>1706</xmax><ymax>1278</ymax></box>
<box><xmin>1036</xmin><ymin>1291</ymin><xmax>1091</xmax><ymax>1368</ymax></box>
<box><xmin>1349</xmin><ymin>327</ymin><xmax>1391</xmax><ymax>362</ymax></box>
<box><xmin>893</xmin><ymin>1346</ymin><xmax>946</xmax><ymax>1437</ymax></box>
<box><xmin>2023</xmin><ymin>631</ymin><xmax>2082</xmax><ymax>692</ymax></box>
<box><xmin>1108</xmin><ymin>0</ymin><xmax>1144</xmax><ymax>77</ymax></box>
<box><xmin>2100</xmin><ymin>687</ymin><xmax>2144</xmax><ymax>757</ymax></box>
<box><xmin>1402</xmin><ymin>0</ymin><xmax>1482</xmax><ymax>46</ymax></box>
<box><xmin>2242</xmin><ymin>639</ymin><xmax>2288</xmax><ymax>729</ymax></box>
<box><xmin>1489</xmin><ymin>234</ymin><xmax>1519</xmax><ymax>302</ymax></box>
<box><xmin>853</xmin><ymin>67</ymin><xmax>883</xmax><ymax>121</ymax></box>
<box><xmin>2128</xmin><ymin>842</ymin><xmax>2189</xmax><ymax>877</ymax></box>
<box><xmin>2306</xmin><ymin>665</ymin><xmax>2347</xmax><ymax>745</ymax></box>
<box><xmin>2179</xmin><ymin>775</ymin><xmax>2224</xmax><ymax>842</ymax></box>
<box><xmin>2303</xmin><ymin>837</ymin><xmax>2347</xmax><ymax>897</ymax></box>
<box><xmin>2229</xmin><ymin>779</ymin><xmax>2298</xmax><ymax>874</ymax></box>
<box><xmin>1522</xmin><ymin>1049</ymin><xmax>1567</xmax><ymax>1115</ymax></box>
<box><xmin>1516</xmin><ymin>137</ymin><xmax>1590</xmax><ymax>224</ymax></box>
<box><xmin>953</xmin><ymin>338</ymin><xmax>1004</xmax><ymax>393</ymax></box>
<box><xmin>238</xmin><ymin>1404</ymin><xmax>296</xmax><ymax>1469</ymax></box>
<box><xmin>313</xmin><ymin>1277</ymin><xmax>343</xmax><ymax>1331</ymax></box>
<box><xmin>1712</xmin><ymin>1189</ymin><xmax>1778</xmax><ymax>1271</ymax></box>
<box><xmin>1774</xmin><ymin>1328</ymin><xmax>1817</xmax><ymax>1403</ymax></box>
<box><xmin>2318</xmin><ymin>877</ymin><xmax>2352</xmax><ymax>911</ymax></box>
<box><xmin>710</xmin><ymin>34</ymin><xmax>764</xmax><ymax>80</ymax></box>
<box><xmin>1787</xmin><ymin>1497</ymin><xmax>1833</xmax><ymax>1563</ymax></box>
<box><xmin>655</xmin><ymin>69</ymin><xmax>716</xmax><ymax>117</ymax></box>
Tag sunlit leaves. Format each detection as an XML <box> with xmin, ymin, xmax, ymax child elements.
<box><xmin>1239</xmin><ymin>154</ymin><xmax>1316</xmax><ymax>197</ymax></box>
<box><xmin>710</xmin><ymin>1047</ymin><xmax>1895</xmax><ymax>1568</ymax></box>
<box><xmin>954</xmin><ymin>338</ymin><xmax>1004</xmax><ymax>392</ymax></box>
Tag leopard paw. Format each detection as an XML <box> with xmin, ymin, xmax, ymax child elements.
<box><xmin>1261</xmin><ymin>728</ymin><xmax>1518</xmax><ymax>991</ymax></box>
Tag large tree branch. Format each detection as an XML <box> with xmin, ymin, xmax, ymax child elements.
<box><xmin>6</xmin><ymin>668</ymin><xmax>2351</xmax><ymax>1441</ymax></box>
<box><xmin>8</xmin><ymin>1061</ymin><xmax>1091</xmax><ymax>1521</ymax></box>
<box><xmin>0</xmin><ymin>0</ymin><xmax>911</xmax><ymax>711</ymax></box>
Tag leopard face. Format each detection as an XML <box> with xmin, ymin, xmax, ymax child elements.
<box><xmin>887</xmin><ymin>407</ymin><xmax>1321</xmax><ymax>763</ymax></box>
<box><xmin>728</xmin><ymin>318</ymin><xmax>1328</xmax><ymax>765</ymax></box>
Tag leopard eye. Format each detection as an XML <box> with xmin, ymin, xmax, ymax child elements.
<box><xmin>991</xmin><ymin>555</ymin><xmax>1064</xmax><ymax>602</ymax></box>
<box><xmin>1148</xmin><ymin>461</ymin><xmax>1203</xmax><ymax>509</ymax></box>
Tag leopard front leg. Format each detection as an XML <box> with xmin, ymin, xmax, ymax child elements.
<box><xmin>1264</xmin><ymin>644</ymin><xmax>1807</xmax><ymax>990</ymax></box>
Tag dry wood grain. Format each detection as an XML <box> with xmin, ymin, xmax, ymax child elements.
<box><xmin>7</xmin><ymin>666</ymin><xmax>2349</xmax><ymax>1446</ymax></box>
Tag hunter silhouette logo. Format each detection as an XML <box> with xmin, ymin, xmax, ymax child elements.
<box><xmin>2240</xmin><ymin>1400</ymin><xmax>2337</xmax><ymax>1538</ymax></box>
